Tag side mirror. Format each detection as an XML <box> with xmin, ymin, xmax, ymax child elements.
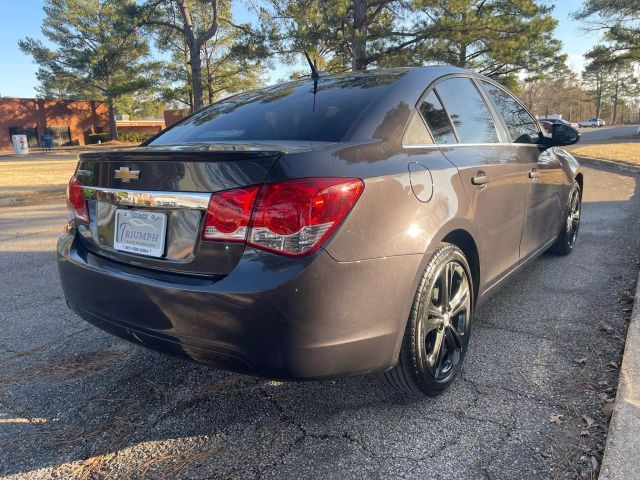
<box><xmin>552</xmin><ymin>124</ymin><xmax>580</xmax><ymax>146</ymax></box>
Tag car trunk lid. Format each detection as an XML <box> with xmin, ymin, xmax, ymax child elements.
<box><xmin>72</xmin><ymin>144</ymin><xmax>327</xmax><ymax>276</ymax></box>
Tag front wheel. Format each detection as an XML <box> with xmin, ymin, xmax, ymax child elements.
<box><xmin>549</xmin><ymin>180</ymin><xmax>582</xmax><ymax>256</ymax></box>
<box><xmin>384</xmin><ymin>243</ymin><xmax>473</xmax><ymax>396</ymax></box>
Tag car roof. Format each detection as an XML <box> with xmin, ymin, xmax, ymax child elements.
<box><xmin>297</xmin><ymin>65</ymin><xmax>469</xmax><ymax>82</ymax></box>
<box><xmin>189</xmin><ymin>65</ymin><xmax>491</xmax><ymax>143</ymax></box>
<box><xmin>231</xmin><ymin>64</ymin><xmax>480</xmax><ymax>143</ymax></box>
<box><xmin>340</xmin><ymin>65</ymin><xmax>483</xmax><ymax>141</ymax></box>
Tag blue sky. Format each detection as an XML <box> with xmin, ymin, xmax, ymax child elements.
<box><xmin>0</xmin><ymin>0</ymin><xmax>601</xmax><ymax>98</ymax></box>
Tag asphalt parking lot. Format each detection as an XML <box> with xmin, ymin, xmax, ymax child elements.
<box><xmin>575</xmin><ymin>125</ymin><xmax>639</xmax><ymax>144</ymax></box>
<box><xmin>1</xmin><ymin>162</ymin><xmax>639</xmax><ymax>479</ymax></box>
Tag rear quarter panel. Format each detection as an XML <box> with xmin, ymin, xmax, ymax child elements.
<box><xmin>268</xmin><ymin>142</ymin><xmax>472</xmax><ymax>263</ymax></box>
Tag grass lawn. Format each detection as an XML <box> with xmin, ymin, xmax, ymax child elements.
<box><xmin>0</xmin><ymin>158</ymin><xmax>77</xmax><ymax>205</ymax></box>
<box><xmin>571</xmin><ymin>142</ymin><xmax>640</xmax><ymax>165</ymax></box>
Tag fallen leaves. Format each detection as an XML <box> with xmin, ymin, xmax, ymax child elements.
<box><xmin>549</xmin><ymin>414</ymin><xmax>564</xmax><ymax>424</ymax></box>
<box><xmin>598</xmin><ymin>392</ymin><xmax>615</xmax><ymax>403</ymax></box>
<box><xmin>582</xmin><ymin>415</ymin><xmax>595</xmax><ymax>430</ymax></box>
<box><xmin>599</xmin><ymin>323</ymin><xmax>614</xmax><ymax>334</ymax></box>
<box><xmin>603</xmin><ymin>402</ymin><xmax>615</xmax><ymax>419</ymax></box>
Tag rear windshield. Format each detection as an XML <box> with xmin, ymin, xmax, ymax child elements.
<box><xmin>150</xmin><ymin>74</ymin><xmax>400</xmax><ymax>145</ymax></box>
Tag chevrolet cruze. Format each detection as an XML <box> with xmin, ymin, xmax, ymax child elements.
<box><xmin>58</xmin><ymin>66</ymin><xmax>583</xmax><ymax>396</ymax></box>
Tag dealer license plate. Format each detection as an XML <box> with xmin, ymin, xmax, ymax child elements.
<box><xmin>114</xmin><ymin>209</ymin><xmax>167</xmax><ymax>258</ymax></box>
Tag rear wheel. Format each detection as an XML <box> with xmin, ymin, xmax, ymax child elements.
<box><xmin>549</xmin><ymin>180</ymin><xmax>581</xmax><ymax>256</ymax></box>
<box><xmin>384</xmin><ymin>243</ymin><xmax>473</xmax><ymax>396</ymax></box>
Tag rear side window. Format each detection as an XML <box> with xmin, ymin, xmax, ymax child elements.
<box><xmin>149</xmin><ymin>74</ymin><xmax>399</xmax><ymax>144</ymax></box>
<box><xmin>403</xmin><ymin>113</ymin><xmax>432</xmax><ymax>145</ymax></box>
<box><xmin>433</xmin><ymin>78</ymin><xmax>500</xmax><ymax>144</ymax></box>
<box><xmin>482</xmin><ymin>82</ymin><xmax>540</xmax><ymax>144</ymax></box>
<box><xmin>419</xmin><ymin>91</ymin><xmax>457</xmax><ymax>144</ymax></box>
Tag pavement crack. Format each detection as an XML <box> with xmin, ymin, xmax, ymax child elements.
<box><xmin>477</xmin><ymin>322</ymin><xmax>554</xmax><ymax>342</ymax></box>
<box><xmin>255</xmin><ymin>387</ymin><xmax>385</xmax><ymax>477</ymax></box>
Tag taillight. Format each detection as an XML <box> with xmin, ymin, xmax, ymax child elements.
<box><xmin>201</xmin><ymin>178</ymin><xmax>364</xmax><ymax>257</ymax></box>
<box><xmin>202</xmin><ymin>185</ymin><xmax>260</xmax><ymax>241</ymax></box>
<box><xmin>249</xmin><ymin>178</ymin><xmax>364</xmax><ymax>256</ymax></box>
<box><xmin>67</xmin><ymin>176</ymin><xmax>89</xmax><ymax>223</ymax></box>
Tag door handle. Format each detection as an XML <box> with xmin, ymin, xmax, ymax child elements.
<box><xmin>471</xmin><ymin>173</ymin><xmax>490</xmax><ymax>188</ymax></box>
<box><xmin>529</xmin><ymin>169</ymin><xmax>540</xmax><ymax>180</ymax></box>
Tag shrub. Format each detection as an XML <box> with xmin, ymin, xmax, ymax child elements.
<box><xmin>118</xmin><ymin>131</ymin><xmax>155</xmax><ymax>144</ymax></box>
<box><xmin>87</xmin><ymin>133</ymin><xmax>111</xmax><ymax>144</ymax></box>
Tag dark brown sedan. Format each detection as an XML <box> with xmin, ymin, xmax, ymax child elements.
<box><xmin>58</xmin><ymin>66</ymin><xmax>583</xmax><ymax>396</ymax></box>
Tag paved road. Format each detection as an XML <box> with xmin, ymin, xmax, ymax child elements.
<box><xmin>1</xmin><ymin>162</ymin><xmax>639</xmax><ymax>479</ymax></box>
<box><xmin>578</xmin><ymin>125</ymin><xmax>639</xmax><ymax>144</ymax></box>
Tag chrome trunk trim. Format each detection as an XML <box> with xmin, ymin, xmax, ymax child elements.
<box><xmin>81</xmin><ymin>186</ymin><xmax>211</xmax><ymax>210</ymax></box>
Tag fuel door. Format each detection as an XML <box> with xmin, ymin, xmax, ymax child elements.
<box><xmin>408</xmin><ymin>162</ymin><xmax>433</xmax><ymax>202</ymax></box>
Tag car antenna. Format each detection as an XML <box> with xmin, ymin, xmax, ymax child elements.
<box><xmin>304</xmin><ymin>50</ymin><xmax>320</xmax><ymax>112</ymax></box>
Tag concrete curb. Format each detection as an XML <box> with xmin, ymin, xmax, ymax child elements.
<box><xmin>572</xmin><ymin>154</ymin><xmax>640</xmax><ymax>173</ymax></box>
<box><xmin>599</xmin><ymin>272</ymin><xmax>640</xmax><ymax>479</ymax></box>
<box><xmin>574</xmin><ymin>155</ymin><xmax>640</xmax><ymax>175</ymax></box>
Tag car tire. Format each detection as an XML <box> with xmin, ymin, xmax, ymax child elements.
<box><xmin>384</xmin><ymin>243</ymin><xmax>473</xmax><ymax>396</ymax></box>
<box><xmin>549</xmin><ymin>180</ymin><xmax>582</xmax><ymax>256</ymax></box>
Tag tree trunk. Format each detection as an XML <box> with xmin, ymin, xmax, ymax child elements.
<box><xmin>204</xmin><ymin>43</ymin><xmax>214</xmax><ymax>104</ymax></box>
<box><xmin>352</xmin><ymin>0</ymin><xmax>367</xmax><ymax>71</ymax></box>
<box><xmin>595</xmin><ymin>74</ymin><xmax>604</xmax><ymax>119</ymax></box>
<box><xmin>189</xmin><ymin>46</ymin><xmax>204</xmax><ymax>110</ymax></box>
<box><xmin>611</xmin><ymin>81</ymin><xmax>620</xmax><ymax>125</ymax></box>
<box><xmin>107</xmin><ymin>97</ymin><xmax>117</xmax><ymax>140</ymax></box>
<box><xmin>176</xmin><ymin>0</ymin><xmax>218</xmax><ymax>111</ymax></box>
<box><xmin>458</xmin><ymin>43</ymin><xmax>467</xmax><ymax>67</ymax></box>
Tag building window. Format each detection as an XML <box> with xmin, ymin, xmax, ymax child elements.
<box><xmin>45</xmin><ymin>126</ymin><xmax>72</xmax><ymax>147</ymax></box>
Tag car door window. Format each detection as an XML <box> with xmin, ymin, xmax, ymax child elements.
<box><xmin>419</xmin><ymin>91</ymin><xmax>457</xmax><ymax>144</ymax></box>
<box><xmin>432</xmin><ymin>78</ymin><xmax>500</xmax><ymax>144</ymax></box>
<box><xmin>482</xmin><ymin>81</ymin><xmax>540</xmax><ymax>144</ymax></box>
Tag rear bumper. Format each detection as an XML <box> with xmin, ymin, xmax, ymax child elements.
<box><xmin>57</xmin><ymin>230</ymin><xmax>421</xmax><ymax>380</ymax></box>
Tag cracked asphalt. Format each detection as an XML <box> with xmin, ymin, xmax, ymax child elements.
<box><xmin>1</xmin><ymin>162</ymin><xmax>639</xmax><ymax>479</ymax></box>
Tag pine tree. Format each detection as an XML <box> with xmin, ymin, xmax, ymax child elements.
<box><xmin>575</xmin><ymin>0</ymin><xmax>640</xmax><ymax>61</ymax></box>
<box><xmin>147</xmin><ymin>1</ymin><xmax>264</xmax><ymax>110</ymax></box>
<box><xmin>396</xmin><ymin>0</ymin><xmax>567</xmax><ymax>79</ymax></box>
<box><xmin>19</xmin><ymin>0</ymin><xmax>153</xmax><ymax>139</ymax></box>
<box><xmin>264</xmin><ymin>0</ymin><xmax>402</xmax><ymax>72</ymax></box>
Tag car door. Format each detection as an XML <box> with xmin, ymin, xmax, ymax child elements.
<box><xmin>419</xmin><ymin>76</ymin><xmax>528</xmax><ymax>287</ymax></box>
<box><xmin>480</xmin><ymin>81</ymin><xmax>566</xmax><ymax>260</ymax></box>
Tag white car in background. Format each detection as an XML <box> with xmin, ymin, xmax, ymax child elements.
<box><xmin>578</xmin><ymin>118</ymin><xmax>605</xmax><ymax>128</ymax></box>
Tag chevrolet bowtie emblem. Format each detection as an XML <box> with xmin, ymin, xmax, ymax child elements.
<box><xmin>114</xmin><ymin>166</ymin><xmax>140</xmax><ymax>182</ymax></box>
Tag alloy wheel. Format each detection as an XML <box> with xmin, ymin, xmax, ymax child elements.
<box><xmin>567</xmin><ymin>186</ymin><xmax>581</xmax><ymax>247</ymax></box>
<box><xmin>418</xmin><ymin>260</ymin><xmax>471</xmax><ymax>382</ymax></box>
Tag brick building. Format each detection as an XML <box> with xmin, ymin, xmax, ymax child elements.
<box><xmin>0</xmin><ymin>97</ymin><xmax>109</xmax><ymax>151</ymax></box>
<box><xmin>116</xmin><ymin>119</ymin><xmax>165</xmax><ymax>136</ymax></box>
<box><xmin>164</xmin><ymin>108</ymin><xmax>189</xmax><ymax>128</ymax></box>
<box><xmin>0</xmin><ymin>98</ymin><xmax>167</xmax><ymax>151</ymax></box>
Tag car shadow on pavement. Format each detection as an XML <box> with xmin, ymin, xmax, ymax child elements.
<box><xmin>1</xmin><ymin>161</ymin><xmax>639</xmax><ymax>479</ymax></box>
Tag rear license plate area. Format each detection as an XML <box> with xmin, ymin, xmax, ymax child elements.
<box><xmin>114</xmin><ymin>209</ymin><xmax>167</xmax><ymax>258</ymax></box>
